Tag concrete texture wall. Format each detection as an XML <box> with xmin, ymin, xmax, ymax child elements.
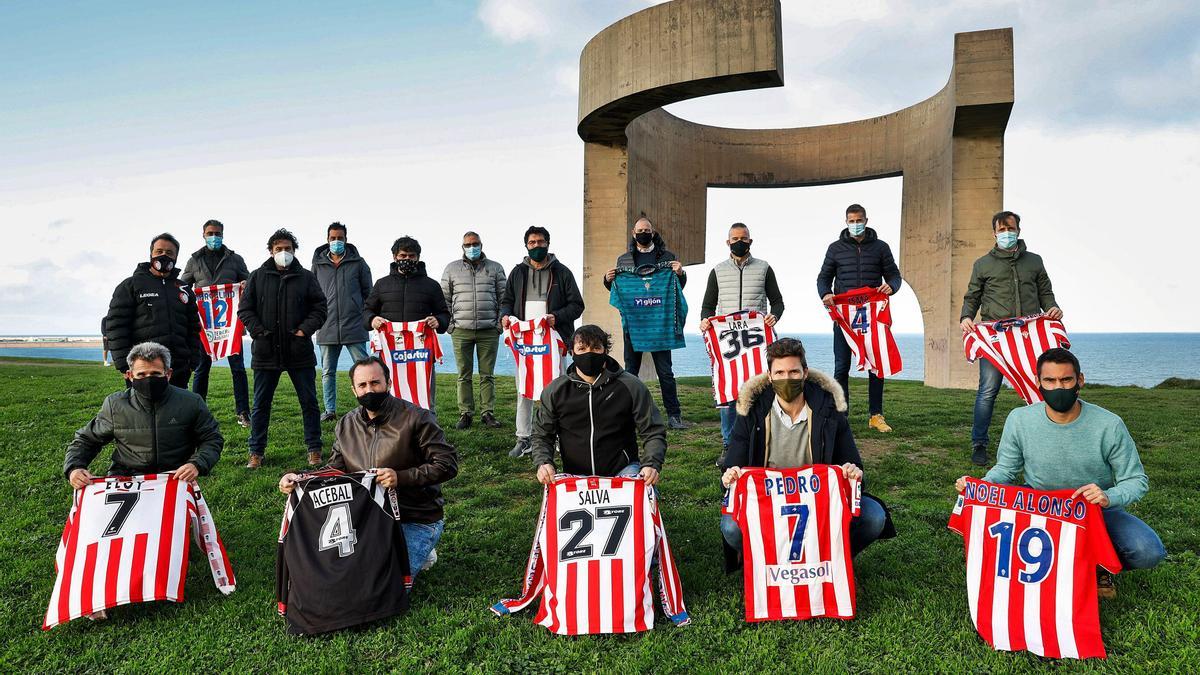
<box><xmin>578</xmin><ymin>0</ymin><xmax>1013</xmax><ymax>389</ymax></box>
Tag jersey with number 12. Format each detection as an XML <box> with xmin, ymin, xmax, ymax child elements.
<box><xmin>195</xmin><ymin>283</ymin><xmax>244</xmax><ymax>359</ymax></box>
<box><xmin>702</xmin><ymin>311</ymin><xmax>776</xmax><ymax>405</ymax></box>
<box><xmin>948</xmin><ymin>478</ymin><xmax>1121</xmax><ymax>659</ymax></box>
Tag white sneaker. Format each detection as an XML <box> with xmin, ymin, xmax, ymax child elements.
<box><xmin>422</xmin><ymin>548</ymin><xmax>438</xmax><ymax>572</ymax></box>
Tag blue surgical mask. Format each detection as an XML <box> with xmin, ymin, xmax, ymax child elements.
<box><xmin>464</xmin><ymin>245</ymin><xmax>482</xmax><ymax>260</ymax></box>
<box><xmin>996</xmin><ymin>231</ymin><xmax>1018</xmax><ymax>249</ymax></box>
<box><xmin>329</xmin><ymin>240</ymin><xmax>346</xmax><ymax>255</ymax></box>
<box><xmin>847</xmin><ymin>221</ymin><xmax>866</xmax><ymax>237</ymax></box>
<box><xmin>205</xmin><ymin>235</ymin><xmax>223</xmax><ymax>251</ymax></box>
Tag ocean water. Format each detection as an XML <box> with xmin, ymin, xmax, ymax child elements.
<box><xmin>4</xmin><ymin>332</ymin><xmax>1197</xmax><ymax>389</ymax></box>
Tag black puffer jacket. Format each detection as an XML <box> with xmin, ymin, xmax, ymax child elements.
<box><xmin>238</xmin><ymin>258</ymin><xmax>327</xmax><ymax>370</ymax></box>
<box><xmin>815</xmin><ymin>227</ymin><xmax>902</xmax><ymax>297</ymax></box>
<box><xmin>362</xmin><ymin>261</ymin><xmax>451</xmax><ymax>333</ymax></box>
<box><xmin>602</xmin><ymin>233</ymin><xmax>687</xmax><ymax>290</ymax></box>
<box><xmin>64</xmin><ymin>385</ymin><xmax>223</xmax><ymax>478</ymax></box>
<box><xmin>104</xmin><ymin>263</ymin><xmax>203</xmax><ymax>372</ymax></box>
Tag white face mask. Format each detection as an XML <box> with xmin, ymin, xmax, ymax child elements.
<box><xmin>273</xmin><ymin>250</ymin><xmax>295</xmax><ymax>267</ymax></box>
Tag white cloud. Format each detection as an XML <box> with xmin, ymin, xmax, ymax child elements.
<box><xmin>477</xmin><ymin>0</ymin><xmax>554</xmax><ymax>44</ymax></box>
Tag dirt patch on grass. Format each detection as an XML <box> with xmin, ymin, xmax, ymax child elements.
<box><xmin>856</xmin><ymin>438</ymin><xmax>894</xmax><ymax>461</ymax></box>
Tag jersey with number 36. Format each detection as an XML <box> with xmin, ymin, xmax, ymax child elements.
<box><xmin>703</xmin><ymin>311</ymin><xmax>777</xmax><ymax>405</ymax></box>
<box><xmin>276</xmin><ymin>470</ymin><xmax>411</xmax><ymax>635</ymax></box>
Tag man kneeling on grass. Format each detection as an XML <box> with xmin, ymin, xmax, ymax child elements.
<box><xmin>279</xmin><ymin>356</ymin><xmax>458</xmax><ymax>576</ymax></box>
<box><xmin>64</xmin><ymin>340</ymin><xmax>224</xmax><ymax>620</ymax></box>
<box><xmin>955</xmin><ymin>348</ymin><xmax>1166</xmax><ymax>598</ymax></box>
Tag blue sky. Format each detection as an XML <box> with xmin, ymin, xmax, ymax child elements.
<box><xmin>2</xmin><ymin>0</ymin><xmax>1198</xmax><ymax>335</ymax></box>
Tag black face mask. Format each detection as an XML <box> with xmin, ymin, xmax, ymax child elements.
<box><xmin>634</xmin><ymin>232</ymin><xmax>654</xmax><ymax>246</ymax></box>
<box><xmin>357</xmin><ymin>390</ymin><xmax>390</xmax><ymax>412</ymax></box>
<box><xmin>1040</xmin><ymin>385</ymin><xmax>1079</xmax><ymax>413</ymax></box>
<box><xmin>527</xmin><ymin>246</ymin><xmax>549</xmax><ymax>262</ymax></box>
<box><xmin>729</xmin><ymin>241</ymin><xmax>751</xmax><ymax>258</ymax></box>
<box><xmin>573</xmin><ymin>352</ymin><xmax>606</xmax><ymax>378</ymax></box>
<box><xmin>151</xmin><ymin>254</ymin><xmax>176</xmax><ymax>274</ymax></box>
<box><xmin>393</xmin><ymin>259</ymin><xmax>418</xmax><ymax>276</ymax></box>
<box><xmin>130</xmin><ymin>375</ymin><xmax>170</xmax><ymax>401</ymax></box>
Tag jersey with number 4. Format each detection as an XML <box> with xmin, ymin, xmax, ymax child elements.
<box><xmin>195</xmin><ymin>283</ymin><xmax>244</xmax><ymax>360</ymax></box>
<box><xmin>44</xmin><ymin>475</ymin><xmax>236</xmax><ymax>630</ymax></box>
<box><xmin>723</xmin><ymin>465</ymin><xmax>861</xmax><ymax>622</ymax></box>
<box><xmin>826</xmin><ymin>287</ymin><xmax>902</xmax><ymax>378</ymax></box>
<box><xmin>703</xmin><ymin>311</ymin><xmax>777</xmax><ymax>405</ymax></box>
<box><xmin>491</xmin><ymin>476</ymin><xmax>690</xmax><ymax>634</ymax></box>
<box><xmin>276</xmin><ymin>470</ymin><xmax>411</xmax><ymax>635</ymax></box>
<box><xmin>948</xmin><ymin>478</ymin><xmax>1121</xmax><ymax>659</ymax></box>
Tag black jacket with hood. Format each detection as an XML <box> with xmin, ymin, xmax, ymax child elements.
<box><xmin>104</xmin><ymin>263</ymin><xmax>204</xmax><ymax>372</ymax></box>
<box><xmin>499</xmin><ymin>254</ymin><xmax>585</xmax><ymax>344</ymax></box>
<box><xmin>238</xmin><ymin>257</ymin><xmax>327</xmax><ymax>370</ymax></box>
<box><xmin>815</xmin><ymin>227</ymin><xmax>902</xmax><ymax>297</ymax></box>
<box><xmin>531</xmin><ymin>355</ymin><xmax>667</xmax><ymax>476</ymax></box>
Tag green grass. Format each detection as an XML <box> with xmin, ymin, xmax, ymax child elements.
<box><xmin>0</xmin><ymin>360</ymin><xmax>1197</xmax><ymax>672</ymax></box>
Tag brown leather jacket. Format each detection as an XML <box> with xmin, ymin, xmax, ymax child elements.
<box><xmin>327</xmin><ymin>395</ymin><xmax>458</xmax><ymax>523</ymax></box>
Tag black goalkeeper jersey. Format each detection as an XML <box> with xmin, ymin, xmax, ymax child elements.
<box><xmin>276</xmin><ymin>470</ymin><xmax>411</xmax><ymax>635</ymax></box>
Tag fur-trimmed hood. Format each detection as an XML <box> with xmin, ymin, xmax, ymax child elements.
<box><xmin>735</xmin><ymin>369</ymin><xmax>846</xmax><ymax>417</ymax></box>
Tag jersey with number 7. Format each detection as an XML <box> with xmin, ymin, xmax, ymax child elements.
<box><xmin>722</xmin><ymin>465</ymin><xmax>861</xmax><ymax>622</ymax></box>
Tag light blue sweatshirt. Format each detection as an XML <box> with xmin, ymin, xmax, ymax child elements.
<box><xmin>983</xmin><ymin>400</ymin><xmax>1148</xmax><ymax>509</ymax></box>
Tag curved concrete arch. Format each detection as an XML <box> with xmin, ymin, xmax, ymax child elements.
<box><xmin>578</xmin><ymin>0</ymin><xmax>1013</xmax><ymax>389</ymax></box>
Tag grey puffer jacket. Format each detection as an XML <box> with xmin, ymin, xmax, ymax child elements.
<box><xmin>440</xmin><ymin>255</ymin><xmax>506</xmax><ymax>332</ymax></box>
<box><xmin>311</xmin><ymin>243</ymin><xmax>373</xmax><ymax>345</ymax></box>
<box><xmin>64</xmin><ymin>386</ymin><xmax>223</xmax><ymax>479</ymax></box>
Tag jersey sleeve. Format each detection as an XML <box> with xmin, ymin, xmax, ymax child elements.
<box><xmin>649</xmin><ymin>489</ymin><xmax>691</xmax><ymax>627</ymax></box>
<box><xmin>847</xmin><ymin>474</ymin><xmax>862</xmax><ymax>518</ymax></box>
<box><xmin>1087</xmin><ymin>505</ymin><xmax>1123</xmax><ymax>575</ymax></box>
<box><xmin>491</xmin><ymin>485</ymin><xmax>550</xmax><ymax>616</ymax></box>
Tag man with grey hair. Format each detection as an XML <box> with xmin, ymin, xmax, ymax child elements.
<box><xmin>440</xmin><ymin>230</ymin><xmax>506</xmax><ymax>430</ymax></box>
<box><xmin>65</xmin><ymin>341</ymin><xmax>224</xmax><ymax>488</ymax></box>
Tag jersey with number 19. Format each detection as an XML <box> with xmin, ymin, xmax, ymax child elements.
<box><xmin>491</xmin><ymin>476</ymin><xmax>690</xmax><ymax>634</ymax></box>
<box><xmin>948</xmin><ymin>478</ymin><xmax>1121</xmax><ymax>659</ymax></box>
<box><xmin>722</xmin><ymin>465</ymin><xmax>861</xmax><ymax>622</ymax></box>
<box><xmin>702</xmin><ymin>311</ymin><xmax>777</xmax><ymax>405</ymax></box>
<box><xmin>276</xmin><ymin>470</ymin><xmax>411</xmax><ymax>635</ymax></box>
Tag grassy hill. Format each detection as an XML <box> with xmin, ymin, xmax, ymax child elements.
<box><xmin>0</xmin><ymin>357</ymin><xmax>1196</xmax><ymax>672</ymax></box>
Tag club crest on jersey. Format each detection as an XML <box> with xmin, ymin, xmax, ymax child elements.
<box><xmin>390</xmin><ymin>348</ymin><xmax>431</xmax><ymax>363</ymax></box>
<box><xmin>309</xmin><ymin>483</ymin><xmax>353</xmax><ymax>509</ymax></box>
<box><xmin>515</xmin><ymin>343</ymin><xmax>549</xmax><ymax>356</ymax></box>
<box><xmin>765</xmin><ymin>562</ymin><xmax>833</xmax><ymax>586</ymax></box>
<box><xmin>633</xmin><ymin>296</ymin><xmax>663</xmax><ymax>308</ymax></box>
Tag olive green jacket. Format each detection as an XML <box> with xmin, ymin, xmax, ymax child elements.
<box><xmin>960</xmin><ymin>240</ymin><xmax>1059</xmax><ymax>322</ymax></box>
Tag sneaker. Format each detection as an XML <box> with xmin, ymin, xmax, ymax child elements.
<box><xmin>321</xmin><ymin>412</ymin><xmax>337</xmax><ymax>423</ymax></box>
<box><xmin>86</xmin><ymin>609</ymin><xmax>108</xmax><ymax>621</ymax></box>
<box><xmin>971</xmin><ymin>444</ymin><xmax>988</xmax><ymax>466</ymax></box>
<box><xmin>480</xmin><ymin>411</ymin><xmax>502</xmax><ymax>429</ymax></box>
<box><xmin>1097</xmin><ymin>570</ymin><xmax>1117</xmax><ymax>600</ymax></box>
<box><xmin>508</xmin><ymin>438</ymin><xmax>532</xmax><ymax>458</ymax></box>
<box><xmin>307</xmin><ymin>450</ymin><xmax>322</xmax><ymax>467</ymax></box>
<box><xmin>868</xmin><ymin>414</ymin><xmax>893</xmax><ymax>433</ymax></box>
<box><xmin>245</xmin><ymin>454</ymin><xmax>262</xmax><ymax>469</ymax></box>
<box><xmin>667</xmin><ymin>415</ymin><xmax>689</xmax><ymax>430</ymax></box>
<box><xmin>236</xmin><ymin>412</ymin><xmax>251</xmax><ymax>428</ymax></box>
<box><xmin>455</xmin><ymin>413</ymin><xmax>472</xmax><ymax>430</ymax></box>
<box><xmin>422</xmin><ymin>547</ymin><xmax>439</xmax><ymax>572</ymax></box>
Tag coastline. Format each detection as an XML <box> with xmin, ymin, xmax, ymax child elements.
<box><xmin>0</xmin><ymin>340</ymin><xmax>103</xmax><ymax>349</ymax></box>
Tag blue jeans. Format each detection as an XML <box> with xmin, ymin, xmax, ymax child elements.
<box><xmin>720</xmin><ymin>405</ymin><xmax>737</xmax><ymax>444</ymax></box>
<box><xmin>720</xmin><ymin>493</ymin><xmax>887</xmax><ymax>557</ymax></box>
<box><xmin>971</xmin><ymin>358</ymin><xmax>1004</xmax><ymax>447</ymax></box>
<box><xmin>319</xmin><ymin>342</ymin><xmax>369</xmax><ymax>414</ymax></box>
<box><xmin>623</xmin><ymin>332</ymin><xmax>681</xmax><ymax>417</ymax></box>
<box><xmin>249</xmin><ymin>367</ymin><xmax>322</xmax><ymax>457</ymax></box>
<box><xmin>1103</xmin><ymin>508</ymin><xmax>1166</xmax><ymax>571</ymax></box>
<box><xmin>403</xmin><ymin>519</ymin><xmax>444</xmax><ymax>578</ymax></box>
<box><xmin>192</xmin><ymin>351</ymin><xmax>250</xmax><ymax>415</ymax></box>
<box><xmin>833</xmin><ymin>324</ymin><xmax>883</xmax><ymax>416</ymax></box>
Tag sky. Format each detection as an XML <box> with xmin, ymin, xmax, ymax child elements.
<box><xmin>1</xmin><ymin>0</ymin><xmax>1198</xmax><ymax>336</ymax></box>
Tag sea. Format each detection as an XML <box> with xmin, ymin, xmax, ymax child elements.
<box><xmin>3</xmin><ymin>333</ymin><xmax>1197</xmax><ymax>388</ymax></box>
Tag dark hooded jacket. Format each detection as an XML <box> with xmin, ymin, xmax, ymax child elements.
<box><xmin>104</xmin><ymin>263</ymin><xmax>203</xmax><ymax>372</ymax></box>
<box><xmin>362</xmin><ymin>261</ymin><xmax>450</xmax><ymax>333</ymax></box>
<box><xmin>311</xmin><ymin>242</ymin><xmax>373</xmax><ymax>345</ymax></box>
<box><xmin>238</xmin><ymin>257</ymin><xmax>327</xmax><ymax>370</ymax></box>
<box><xmin>602</xmin><ymin>232</ymin><xmax>687</xmax><ymax>290</ymax></box>
<box><xmin>815</xmin><ymin>227</ymin><xmax>902</xmax><ymax>297</ymax></box>
<box><xmin>499</xmin><ymin>254</ymin><xmax>585</xmax><ymax>344</ymax></box>
<box><xmin>180</xmin><ymin>245</ymin><xmax>250</xmax><ymax>287</ymax></box>
<box><xmin>531</xmin><ymin>355</ymin><xmax>667</xmax><ymax>476</ymax></box>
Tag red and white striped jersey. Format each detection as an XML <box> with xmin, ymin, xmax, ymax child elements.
<box><xmin>703</xmin><ymin>311</ymin><xmax>777</xmax><ymax>405</ymax></box>
<box><xmin>826</xmin><ymin>287</ymin><xmax>903</xmax><ymax>378</ymax></box>
<box><xmin>722</xmin><ymin>466</ymin><xmax>861</xmax><ymax>622</ymax></box>
<box><xmin>963</xmin><ymin>315</ymin><xmax>1071</xmax><ymax>404</ymax></box>
<box><xmin>44</xmin><ymin>475</ymin><xmax>236</xmax><ymax>630</ymax></box>
<box><xmin>491</xmin><ymin>476</ymin><xmax>690</xmax><ymax>634</ymax></box>
<box><xmin>504</xmin><ymin>317</ymin><xmax>567</xmax><ymax>400</ymax></box>
<box><xmin>196</xmin><ymin>283</ymin><xmax>245</xmax><ymax>360</ymax></box>
<box><xmin>948</xmin><ymin>478</ymin><xmax>1121</xmax><ymax>659</ymax></box>
<box><xmin>370</xmin><ymin>321</ymin><xmax>444</xmax><ymax>410</ymax></box>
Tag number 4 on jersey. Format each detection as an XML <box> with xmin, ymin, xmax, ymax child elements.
<box><xmin>319</xmin><ymin>504</ymin><xmax>358</xmax><ymax>557</ymax></box>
